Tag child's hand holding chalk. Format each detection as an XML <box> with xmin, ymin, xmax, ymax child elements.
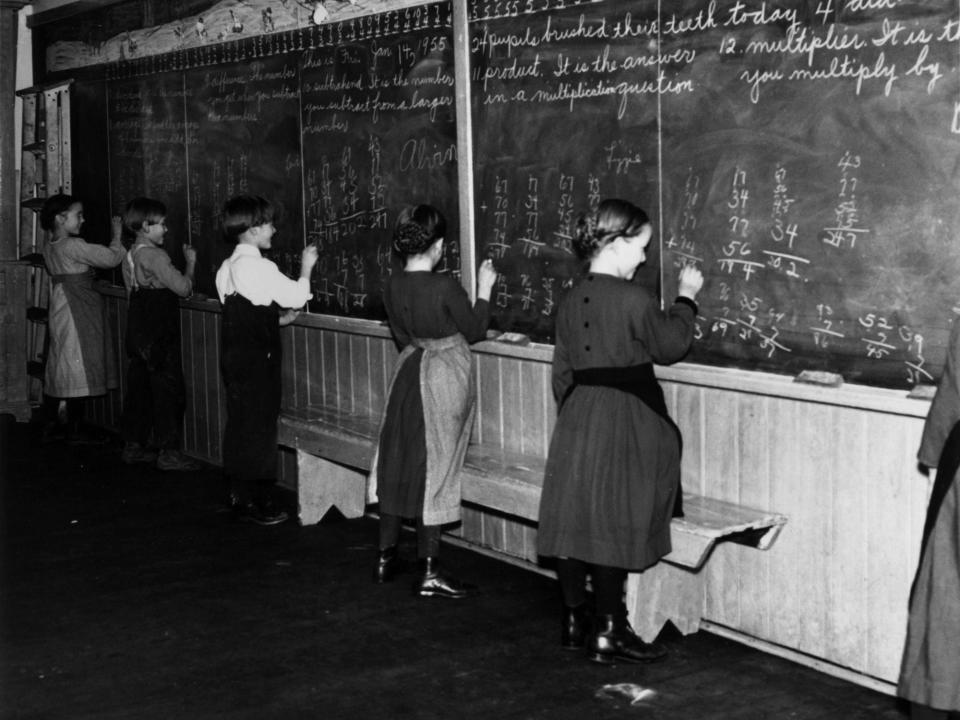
<box><xmin>477</xmin><ymin>258</ymin><xmax>498</xmax><ymax>300</ymax></box>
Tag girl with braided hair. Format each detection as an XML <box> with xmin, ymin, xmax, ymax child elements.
<box><xmin>370</xmin><ymin>204</ymin><xmax>498</xmax><ymax>599</ymax></box>
<box><xmin>537</xmin><ymin>198</ymin><xmax>703</xmax><ymax>663</ymax></box>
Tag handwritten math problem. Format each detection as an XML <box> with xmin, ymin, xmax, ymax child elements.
<box><xmin>470</xmin><ymin>0</ymin><xmax>960</xmax><ymax>387</ymax></box>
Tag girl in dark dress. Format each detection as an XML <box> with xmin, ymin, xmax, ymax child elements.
<box><xmin>538</xmin><ymin>199</ymin><xmax>703</xmax><ymax>664</ymax></box>
<box><xmin>370</xmin><ymin>204</ymin><xmax>498</xmax><ymax>598</ymax></box>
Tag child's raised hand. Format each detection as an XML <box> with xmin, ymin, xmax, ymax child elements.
<box><xmin>301</xmin><ymin>244</ymin><xmax>319</xmax><ymax>274</ymax></box>
<box><xmin>477</xmin><ymin>258</ymin><xmax>498</xmax><ymax>298</ymax></box>
<box><xmin>183</xmin><ymin>244</ymin><xmax>197</xmax><ymax>265</ymax></box>
<box><xmin>279</xmin><ymin>308</ymin><xmax>300</xmax><ymax>327</ymax></box>
<box><xmin>111</xmin><ymin>215</ymin><xmax>123</xmax><ymax>242</ymax></box>
<box><xmin>677</xmin><ymin>265</ymin><xmax>704</xmax><ymax>300</ymax></box>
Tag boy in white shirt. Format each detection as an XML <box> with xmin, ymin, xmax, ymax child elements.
<box><xmin>215</xmin><ymin>195</ymin><xmax>318</xmax><ymax>525</ymax></box>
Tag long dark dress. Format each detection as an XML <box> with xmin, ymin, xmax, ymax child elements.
<box><xmin>538</xmin><ymin>273</ymin><xmax>696</xmax><ymax>571</ymax></box>
<box><xmin>371</xmin><ymin>271</ymin><xmax>489</xmax><ymax>524</ymax></box>
<box><xmin>898</xmin><ymin>320</ymin><xmax>960</xmax><ymax>712</ymax></box>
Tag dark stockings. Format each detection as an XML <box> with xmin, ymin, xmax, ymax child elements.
<box><xmin>557</xmin><ymin>557</ymin><xmax>628</xmax><ymax>614</ymax></box>
<box><xmin>379</xmin><ymin>513</ymin><xmax>441</xmax><ymax>558</ymax></box>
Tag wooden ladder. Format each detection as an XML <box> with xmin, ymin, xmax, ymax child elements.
<box><xmin>16</xmin><ymin>80</ymin><xmax>73</xmax><ymax>406</ymax></box>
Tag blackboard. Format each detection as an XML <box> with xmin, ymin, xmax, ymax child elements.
<box><xmin>185</xmin><ymin>53</ymin><xmax>303</xmax><ymax>297</ymax></box>
<box><xmin>88</xmin><ymin>2</ymin><xmax>458</xmax><ymax>313</ymax></box>
<box><xmin>470</xmin><ymin>0</ymin><xmax>663</xmax><ymax>341</ymax></box>
<box><xmin>468</xmin><ymin>0</ymin><xmax>960</xmax><ymax>389</ymax></box>
<box><xmin>298</xmin><ymin>2</ymin><xmax>459</xmax><ymax>319</ymax></box>
<box><xmin>66</xmin><ymin>0</ymin><xmax>960</xmax><ymax>389</ymax></box>
<box><xmin>70</xmin><ymin>80</ymin><xmax>112</xmax><ymax>256</ymax></box>
<box><xmin>107</xmin><ymin>72</ymin><xmax>190</xmax><ymax>270</ymax></box>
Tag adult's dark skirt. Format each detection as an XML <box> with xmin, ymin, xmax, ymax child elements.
<box><xmin>537</xmin><ymin>384</ymin><xmax>680</xmax><ymax>571</ymax></box>
<box><xmin>898</xmin><ymin>434</ymin><xmax>960</xmax><ymax>711</ymax></box>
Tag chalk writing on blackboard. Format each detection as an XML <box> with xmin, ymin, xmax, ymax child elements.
<box><xmin>185</xmin><ymin>54</ymin><xmax>303</xmax><ymax>297</ymax></box>
<box><xmin>299</xmin><ymin>3</ymin><xmax>458</xmax><ymax>320</ymax></box>
<box><xmin>469</xmin><ymin>0</ymin><xmax>960</xmax><ymax>389</ymax></box>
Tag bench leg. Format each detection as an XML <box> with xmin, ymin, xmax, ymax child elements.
<box><xmin>625</xmin><ymin>561</ymin><xmax>706</xmax><ymax>642</ymax></box>
<box><xmin>296</xmin><ymin>451</ymin><xmax>367</xmax><ymax>524</ymax></box>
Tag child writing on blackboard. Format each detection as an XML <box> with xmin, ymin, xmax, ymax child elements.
<box><xmin>119</xmin><ymin>197</ymin><xmax>198</xmax><ymax>471</ymax></box>
<box><xmin>898</xmin><ymin>318</ymin><xmax>960</xmax><ymax>719</ymax></box>
<box><xmin>216</xmin><ymin>194</ymin><xmax>318</xmax><ymax>525</ymax></box>
<box><xmin>370</xmin><ymin>204</ymin><xmax>498</xmax><ymax>598</ymax></box>
<box><xmin>39</xmin><ymin>193</ymin><xmax>126</xmax><ymax>444</ymax></box>
<box><xmin>537</xmin><ymin>198</ymin><xmax>703</xmax><ymax>663</ymax></box>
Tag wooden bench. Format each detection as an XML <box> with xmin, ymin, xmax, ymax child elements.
<box><xmin>278</xmin><ymin>405</ymin><xmax>787</xmax><ymax>641</ymax></box>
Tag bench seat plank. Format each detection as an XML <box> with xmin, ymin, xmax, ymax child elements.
<box><xmin>460</xmin><ymin>446</ymin><xmax>544</xmax><ymax>520</ymax></box>
<box><xmin>277</xmin><ymin>407</ymin><xmax>787</xmax><ymax>571</ymax></box>
<box><xmin>666</xmin><ymin>495</ymin><xmax>789</xmax><ymax>569</ymax></box>
<box><xmin>278</xmin><ymin>407</ymin><xmax>378</xmax><ymax>470</ymax></box>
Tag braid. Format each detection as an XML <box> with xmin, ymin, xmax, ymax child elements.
<box><xmin>572</xmin><ymin>210</ymin><xmax>605</xmax><ymax>259</ymax></box>
<box><xmin>572</xmin><ymin>199</ymin><xmax>650</xmax><ymax>259</ymax></box>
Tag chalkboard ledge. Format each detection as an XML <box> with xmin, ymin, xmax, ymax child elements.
<box><xmin>472</xmin><ymin>340</ymin><xmax>930</xmax><ymax>417</ymax></box>
<box><xmin>656</xmin><ymin>363</ymin><xmax>930</xmax><ymax>419</ymax></box>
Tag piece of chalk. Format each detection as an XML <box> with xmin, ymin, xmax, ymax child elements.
<box><xmin>495</xmin><ymin>332</ymin><xmax>531</xmax><ymax>346</ymax></box>
<box><xmin>907</xmin><ymin>384</ymin><xmax>937</xmax><ymax>400</ymax></box>
<box><xmin>794</xmin><ymin>370</ymin><xmax>843</xmax><ymax>387</ymax></box>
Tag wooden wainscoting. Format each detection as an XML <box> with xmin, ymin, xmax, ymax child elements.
<box><xmin>89</xmin><ymin>291</ymin><xmax>931</xmax><ymax>688</ymax></box>
<box><xmin>658</xmin><ymin>367</ymin><xmax>930</xmax><ymax>687</ymax></box>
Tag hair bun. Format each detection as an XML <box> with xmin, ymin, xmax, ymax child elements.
<box><xmin>393</xmin><ymin>221</ymin><xmax>433</xmax><ymax>255</ymax></box>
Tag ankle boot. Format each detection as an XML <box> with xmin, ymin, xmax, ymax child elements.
<box><xmin>373</xmin><ymin>546</ymin><xmax>407</xmax><ymax>584</ymax></box>
<box><xmin>413</xmin><ymin>557</ymin><xmax>473</xmax><ymax>599</ymax></box>
<box><xmin>587</xmin><ymin>614</ymin><xmax>667</xmax><ymax>664</ymax></box>
<box><xmin>561</xmin><ymin>603</ymin><xmax>592</xmax><ymax>650</ymax></box>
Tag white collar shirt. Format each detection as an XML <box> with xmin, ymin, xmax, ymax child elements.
<box><xmin>215</xmin><ymin>244</ymin><xmax>312</xmax><ymax>308</ymax></box>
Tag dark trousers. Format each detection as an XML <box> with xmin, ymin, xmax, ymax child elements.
<box><xmin>122</xmin><ymin>289</ymin><xmax>185</xmax><ymax>450</ymax></box>
<box><xmin>222</xmin><ymin>355</ymin><xmax>281</xmax><ymax>506</ymax></box>
<box><xmin>121</xmin><ymin>342</ymin><xmax>185</xmax><ymax>450</ymax></box>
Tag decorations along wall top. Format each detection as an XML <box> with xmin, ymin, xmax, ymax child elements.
<box><xmin>37</xmin><ymin>0</ymin><xmax>434</xmax><ymax>74</ymax></box>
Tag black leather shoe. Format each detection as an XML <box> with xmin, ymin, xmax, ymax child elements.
<box><xmin>561</xmin><ymin>603</ymin><xmax>592</xmax><ymax>650</ymax></box>
<box><xmin>236</xmin><ymin>501</ymin><xmax>288</xmax><ymax>526</ymax></box>
<box><xmin>413</xmin><ymin>558</ymin><xmax>474</xmax><ymax>599</ymax></box>
<box><xmin>587</xmin><ymin>614</ymin><xmax>667</xmax><ymax>664</ymax></box>
<box><xmin>374</xmin><ymin>546</ymin><xmax>408</xmax><ymax>583</ymax></box>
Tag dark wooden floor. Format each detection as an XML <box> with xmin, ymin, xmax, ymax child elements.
<box><xmin>0</xmin><ymin>419</ymin><xmax>913</xmax><ymax>720</ymax></box>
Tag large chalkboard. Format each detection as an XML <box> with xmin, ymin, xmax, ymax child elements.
<box><xmin>470</xmin><ymin>0</ymin><xmax>663</xmax><ymax>341</ymax></box>
<box><xmin>185</xmin><ymin>53</ymin><xmax>303</xmax><ymax>297</ymax></box>
<box><xmin>67</xmin><ymin>0</ymin><xmax>960</xmax><ymax>389</ymax></box>
<box><xmin>107</xmin><ymin>72</ymin><xmax>190</xmax><ymax>270</ymax></box>
<box><xmin>468</xmin><ymin>0</ymin><xmax>960</xmax><ymax>389</ymax></box>
<box><xmin>298</xmin><ymin>2</ymin><xmax>458</xmax><ymax>318</ymax></box>
<box><xmin>91</xmin><ymin>2</ymin><xmax>458</xmax><ymax>311</ymax></box>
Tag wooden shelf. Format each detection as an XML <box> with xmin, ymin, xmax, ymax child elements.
<box><xmin>20</xmin><ymin>197</ymin><xmax>46</xmax><ymax>211</ymax></box>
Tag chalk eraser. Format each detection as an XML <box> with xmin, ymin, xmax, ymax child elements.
<box><xmin>794</xmin><ymin>370</ymin><xmax>843</xmax><ymax>387</ymax></box>
<box><xmin>495</xmin><ymin>332</ymin><xmax>531</xmax><ymax>346</ymax></box>
<box><xmin>908</xmin><ymin>384</ymin><xmax>937</xmax><ymax>400</ymax></box>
